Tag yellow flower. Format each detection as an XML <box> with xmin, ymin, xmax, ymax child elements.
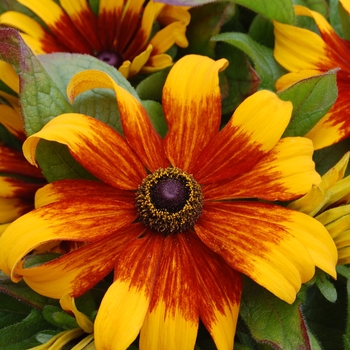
<box><xmin>289</xmin><ymin>152</ymin><xmax>350</xmax><ymax>265</ymax></box>
<box><xmin>0</xmin><ymin>55</ymin><xmax>337</xmax><ymax>350</ymax></box>
<box><xmin>274</xmin><ymin>0</ymin><xmax>350</xmax><ymax>150</ymax></box>
<box><xmin>0</xmin><ymin>79</ymin><xmax>45</xmax><ymax>234</ymax></box>
<box><xmin>0</xmin><ymin>0</ymin><xmax>190</xmax><ymax>78</ymax></box>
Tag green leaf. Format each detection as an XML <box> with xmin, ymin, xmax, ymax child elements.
<box><xmin>336</xmin><ymin>265</ymin><xmax>350</xmax><ymax>279</ymax></box>
<box><xmin>38</xmin><ymin>52</ymin><xmax>139</xmax><ymax>133</ymax></box>
<box><xmin>278</xmin><ymin>70</ymin><xmax>338</xmax><ymax>137</ymax></box>
<box><xmin>303</xmin><ymin>280</ymin><xmax>347</xmax><ymax>350</ymax></box>
<box><xmin>35</xmin><ymin>140</ymin><xmax>97</xmax><ymax>182</ymax></box>
<box><xmin>234</xmin><ymin>0</ymin><xmax>294</xmax><ymax>23</ymax></box>
<box><xmin>295</xmin><ymin>0</ymin><xmax>328</xmax><ymax>16</ymax></box>
<box><xmin>248</xmin><ymin>14</ymin><xmax>275</xmax><ymax>48</ymax></box>
<box><xmin>315</xmin><ymin>271</ymin><xmax>338</xmax><ymax>303</ymax></box>
<box><xmin>43</xmin><ymin>305</ymin><xmax>79</xmax><ymax>330</ymax></box>
<box><xmin>136</xmin><ymin>68</ymin><xmax>170</xmax><ymax>102</ymax></box>
<box><xmin>156</xmin><ymin>0</ymin><xmax>294</xmax><ymax>23</ymax></box>
<box><xmin>0</xmin><ymin>309</ymin><xmax>55</xmax><ymax>350</ymax></box>
<box><xmin>180</xmin><ymin>2</ymin><xmax>235</xmax><ymax>58</ymax></box>
<box><xmin>314</xmin><ymin>137</ymin><xmax>350</xmax><ymax>176</ymax></box>
<box><xmin>0</xmin><ymin>28</ymin><xmax>74</xmax><ymax>135</ymax></box>
<box><xmin>212</xmin><ymin>32</ymin><xmax>286</xmax><ymax>91</ymax></box>
<box><xmin>0</xmin><ymin>272</ymin><xmax>59</xmax><ymax>310</ymax></box>
<box><xmin>141</xmin><ymin>100</ymin><xmax>167</xmax><ymax>138</ymax></box>
<box><xmin>0</xmin><ymin>123</ymin><xmax>22</xmax><ymax>150</ymax></box>
<box><xmin>0</xmin><ymin>293</ymin><xmax>32</xmax><ymax>329</ymax></box>
<box><xmin>216</xmin><ymin>42</ymin><xmax>260</xmax><ymax>116</ymax></box>
<box><xmin>330</xmin><ymin>0</ymin><xmax>344</xmax><ymax>36</ymax></box>
<box><xmin>338</xmin><ymin>0</ymin><xmax>350</xmax><ymax>40</ymax></box>
<box><xmin>240</xmin><ymin>277</ymin><xmax>317</xmax><ymax>349</ymax></box>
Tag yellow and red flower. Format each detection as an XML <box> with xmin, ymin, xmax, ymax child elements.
<box><xmin>289</xmin><ymin>152</ymin><xmax>350</xmax><ymax>265</ymax></box>
<box><xmin>0</xmin><ymin>0</ymin><xmax>190</xmax><ymax>78</ymax></box>
<box><xmin>0</xmin><ymin>55</ymin><xmax>337</xmax><ymax>349</ymax></box>
<box><xmin>0</xmin><ymin>68</ymin><xmax>45</xmax><ymax>234</ymax></box>
<box><xmin>274</xmin><ymin>0</ymin><xmax>350</xmax><ymax>150</ymax></box>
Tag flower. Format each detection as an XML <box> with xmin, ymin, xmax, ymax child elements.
<box><xmin>0</xmin><ymin>85</ymin><xmax>45</xmax><ymax>234</ymax></box>
<box><xmin>273</xmin><ymin>0</ymin><xmax>350</xmax><ymax>150</ymax></box>
<box><xmin>289</xmin><ymin>152</ymin><xmax>350</xmax><ymax>265</ymax></box>
<box><xmin>0</xmin><ymin>0</ymin><xmax>190</xmax><ymax>78</ymax></box>
<box><xmin>0</xmin><ymin>55</ymin><xmax>337</xmax><ymax>350</ymax></box>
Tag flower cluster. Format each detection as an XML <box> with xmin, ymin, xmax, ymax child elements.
<box><xmin>0</xmin><ymin>0</ymin><xmax>349</xmax><ymax>349</ymax></box>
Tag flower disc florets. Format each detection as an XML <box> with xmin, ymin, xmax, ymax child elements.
<box><xmin>135</xmin><ymin>167</ymin><xmax>203</xmax><ymax>235</ymax></box>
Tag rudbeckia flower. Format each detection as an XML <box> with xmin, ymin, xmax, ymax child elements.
<box><xmin>0</xmin><ymin>0</ymin><xmax>190</xmax><ymax>78</ymax></box>
<box><xmin>274</xmin><ymin>0</ymin><xmax>350</xmax><ymax>150</ymax></box>
<box><xmin>289</xmin><ymin>152</ymin><xmax>350</xmax><ymax>265</ymax></box>
<box><xmin>0</xmin><ymin>87</ymin><xmax>45</xmax><ymax>234</ymax></box>
<box><xmin>0</xmin><ymin>55</ymin><xmax>337</xmax><ymax>350</ymax></box>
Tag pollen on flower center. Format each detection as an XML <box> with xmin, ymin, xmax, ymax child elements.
<box><xmin>135</xmin><ymin>167</ymin><xmax>203</xmax><ymax>235</ymax></box>
<box><xmin>96</xmin><ymin>51</ymin><xmax>123</xmax><ymax>68</ymax></box>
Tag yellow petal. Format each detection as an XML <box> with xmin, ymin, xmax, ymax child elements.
<box><xmin>196</xmin><ymin>202</ymin><xmax>336</xmax><ymax>303</ymax></box>
<box><xmin>275</xmin><ymin>69</ymin><xmax>322</xmax><ymax>91</ymax></box>
<box><xmin>162</xmin><ymin>54</ymin><xmax>228</xmax><ymax>172</ymax></box>
<box><xmin>0</xmin><ymin>61</ymin><xmax>19</xmax><ymax>93</ymax></box>
<box><xmin>94</xmin><ymin>233</ymin><xmax>164</xmax><ymax>350</ymax></box>
<box><xmin>67</xmin><ymin>70</ymin><xmax>168</xmax><ymax>171</ymax></box>
<box><xmin>0</xmin><ymin>197</ymin><xmax>32</xmax><ymax>224</ymax></box>
<box><xmin>127</xmin><ymin>44</ymin><xmax>153</xmax><ymax>77</ymax></box>
<box><xmin>30</xmin><ymin>329</ymin><xmax>85</xmax><ymax>350</ymax></box>
<box><xmin>23</xmin><ymin>113</ymin><xmax>146</xmax><ymax>189</ymax></box>
<box><xmin>0</xmin><ymin>195</ymin><xmax>137</xmax><ymax>283</ymax></box>
<box><xmin>0</xmin><ymin>103</ymin><xmax>25</xmax><ymax>140</ymax></box>
<box><xmin>193</xmin><ymin>90</ymin><xmax>292</xmax><ymax>184</ymax></box>
<box><xmin>182</xmin><ymin>233</ymin><xmax>241</xmax><ymax>350</ymax></box>
<box><xmin>340</xmin><ymin>0</ymin><xmax>350</xmax><ymax>14</ymax></box>
<box><xmin>60</xmin><ymin>294</ymin><xmax>93</xmax><ymax>333</ymax></box>
<box><xmin>140</xmin><ymin>235</ymin><xmax>198</xmax><ymax>350</ymax></box>
<box><xmin>203</xmin><ymin>137</ymin><xmax>320</xmax><ymax>201</ymax></box>
<box><xmin>274</xmin><ymin>19</ymin><xmax>330</xmax><ymax>72</ymax></box>
<box><xmin>18</xmin><ymin>0</ymin><xmax>63</xmax><ymax>23</ymax></box>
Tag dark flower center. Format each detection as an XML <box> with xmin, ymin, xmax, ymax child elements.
<box><xmin>135</xmin><ymin>167</ymin><xmax>203</xmax><ymax>235</ymax></box>
<box><xmin>96</xmin><ymin>51</ymin><xmax>123</xmax><ymax>68</ymax></box>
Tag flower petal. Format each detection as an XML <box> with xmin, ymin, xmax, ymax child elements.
<box><xmin>60</xmin><ymin>0</ymin><xmax>101</xmax><ymax>51</ymax></box>
<box><xmin>305</xmin><ymin>98</ymin><xmax>350</xmax><ymax>149</ymax></box>
<box><xmin>193</xmin><ymin>90</ymin><xmax>292</xmax><ymax>184</ymax></box>
<box><xmin>15</xmin><ymin>224</ymin><xmax>143</xmax><ymax>299</ymax></box>
<box><xmin>275</xmin><ymin>69</ymin><xmax>322</xmax><ymax>91</ymax></box>
<box><xmin>273</xmin><ymin>19</ymin><xmax>330</xmax><ymax>72</ymax></box>
<box><xmin>97</xmin><ymin>0</ymin><xmax>124</xmax><ymax>49</ymax></box>
<box><xmin>0</xmin><ymin>104</ymin><xmax>25</xmax><ymax>141</ymax></box>
<box><xmin>0</xmin><ymin>197</ymin><xmax>33</xmax><ymax>224</ymax></box>
<box><xmin>23</xmin><ymin>113</ymin><xmax>146</xmax><ymax>189</ymax></box>
<box><xmin>0</xmin><ymin>189</ymin><xmax>137</xmax><ymax>280</ymax></box>
<box><xmin>67</xmin><ymin>70</ymin><xmax>168</xmax><ymax>171</ymax></box>
<box><xmin>18</xmin><ymin>0</ymin><xmax>92</xmax><ymax>53</ymax></box>
<box><xmin>340</xmin><ymin>0</ymin><xmax>350</xmax><ymax>14</ymax></box>
<box><xmin>124</xmin><ymin>44</ymin><xmax>153</xmax><ymax>78</ymax></box>
<box><xmin>196</xmin><ymin>201</ymin><xmax>336</xmax><ymax>303</ymax></box>
<box><xmin>163</xmin><ymin>55</ymin><xmax>228</xmax><ymax>172</ymax></box>
<box><xmin>0</xmin><ymin>145</ymin><xmax>43</xmax><ymax>178</ymax></box>
<box><xmin>0</xmin><ymin>176</ymin><xmax>42</xmax><ymax>199</ymax></box>
<box><xmin>94</xmin><ymin>232</ymin><xmax>164</xmax><ymax>350</ymax></box>
<box><xmin>150</xmin><ymin>22</ymin><xmax>189</xmax><ymax>53</ymax></box>
<box><xmin>0</xmin><ymin>61</ymin><xmax>19</xmax><ymax>93</ymax></box>
<box><xmin>60</xmin><ymin>294</ymin><xmax>94</xmax><ymax>333</ymax></box>
<box><xmin>122</xmin><ymin>1</ymin><xmax>165</xmax><ymax>59</ymax></box>
<box><xmin>141</xmin><ymin>54</ymin><xmax>173</xmax><ymax>74</ymax></box>
<box><xmin>140</xmin><ymin>234</ymin><xmax>198</xmax><ymax>350</ymax></box>
<box><xmin>34</xmin><ymin>179</ymin><xmax>134</xmax><ymax>208</ymax></box>
<box><xmin>184</xmin><ymin>233</ymin><xmax>242</xmax><ymax>350</ymax></box>
<box><xmin>203</xmin><ymin>137</ymin><xmax>320</xmax><ymax>201</ymax></box>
